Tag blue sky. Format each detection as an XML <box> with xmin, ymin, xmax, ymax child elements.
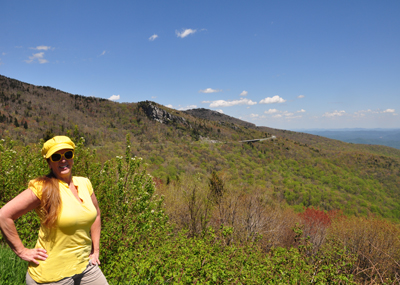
<box><xmin>1</xmin><ymin>0</ymin><xmax>399</xmax><ymax>130</ymax></box>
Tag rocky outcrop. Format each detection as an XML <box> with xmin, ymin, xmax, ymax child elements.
<box><xmin>138</xmin><ymin>101</ymin><xmax>187</xmax><ymax>125</ymax></box>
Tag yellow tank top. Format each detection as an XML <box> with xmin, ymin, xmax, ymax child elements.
<box><xmin>27</xmin><ymin>176</ymin><xmax>97</xmax><ymax>283</ymax></box>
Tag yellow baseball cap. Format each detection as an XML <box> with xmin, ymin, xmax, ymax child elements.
<box><xmin>42</xmin><ymin>136</ymin><xmax>75</xmax><ymax>159</ymax></box>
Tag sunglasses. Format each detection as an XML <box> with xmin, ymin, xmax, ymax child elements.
<box><xmin>50</xmin><ymin>151</ymin><xmax>74</xmax><ymax>162</ymax></box>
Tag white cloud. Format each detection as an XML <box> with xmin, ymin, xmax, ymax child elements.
<box><xmin>206</xmin><ymin>98</ymin><xmax>257</xmax><ymax>108</ymax></box>
<box><xmin>240</xmin><ymin>90</ymin><xmax>248</xmax><ymax>96</ymax></box>
<box><xmin>30</xmin><ymin>46</ymin><xmax>52</xmax><ymax>51</ymax></box>
<box><xmin>2</xmin><ymin>52</ymin><xmax>6</xmax><ymax>56</ymax></box>
<box><xmin>264</xmin><ymin>109</ymin><xmax>279</xmax><ymax>114</ymax></box>
<box><xmin>283</xmin><ymin>112</ymin><xmax>294</xmax><ymax>117</ymax></box>
<box><xmin>151</xmin><ymin>96</ymin><xmax>157</xmax><ymax>99</ymax></box>
<box><xmin>108</xmin><ymin>95</ymin><xmax>120</xmax><ymax>101</ymax></box>
<box><xmin>24</xmin><ymin>52</ymin><xmax>48</xmax><ymax>64</ymax></box>
<box><xmin>176</xmin><ymin>29</ymin><xmax>197</xmax><ymax>38</ymax></box>
<box><xmin>149</xmin><ymin>34</ymin><xmax>158</xmax><ymax>41</ymax></box>
<box><xmin>297</xmin><ymin>95</ymin><xmax>305</xmax><ymax>99</ymax></box>
<box><xmin>353</xmin><ymin>109</ymin><xmax>392</xmax><ymax>118</ymax></box>
<box><xmin>359</xmin><ymin>109</ymin><xmax>372</xmax><ymax>113</ymax></box>
<box><xmin>199</xmin><ymin>88</ymin><xmax>221</xmax><ymax>93</ymax></box>
<box><xmin>297</xmin><ymin>109</ymin><xmax>306</xmax><ymax>113</ymax></box>
<box><xmin>216</xmin><ymin>109</ymin><xmax>224</xmax><ymax>114</ymax></box>
<box><xmin>383</xmin><ymin>109</ymin><xmax>395</xmax><ymax>113</ymax></box>
<box><xmin>355</xmin><ymin>109</ymin><xmax>397</xmax><ymax>115</ymax></box>
<box><xmin>166</xmin><ymin>104</ymin><xmax>174</xmax><ymax>108</ymax></box>
<box><xmin>285</xmin><ymin>115</ymin><xmax>302</xmax><ymax>120</ymax></box>
<box><xmin>100</xmin><ymin>50</ymin><xmax>106</xmax><ymax>56</ymax></box>
<box><xmin>259</xmin><ymin>95</ymin><xmax>286</xmax><ymax>104</ymax></box>
<box><xmin>353</xmin><ymin>112</ymin><xmax>366</xmax><ymax>117</ymax></box>
<box><xmin>248</xmin><ymin>114</ymin><xmax>267</xmax><ymax>120</ymax></box>
<box><xmin>354</xmin><ymin>109</ymin><xmax>377</xmax><ymax>116</ymax></box>
<box><xmin>323</xmin><ymin>110</ymin><xmax>345</xmax><ymax>117</ymax></box>
<box><xmin>263</xmin><ymin>108</ymin><xmax>302</xmax><ymax>120</ymax></box>
<box><xmin>178</xmin><ymin>105</ymin><xmax>197</xmax><ymax>111</ymax></box>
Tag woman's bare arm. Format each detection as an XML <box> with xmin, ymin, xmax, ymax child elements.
<box><xmin>89</xmin><ymin>192</ymin><xmax>101</xmax><ymax>265</ymax></box>
<box><xmin>0</xmin><ymin>189</ymin><xmax>48</xmax><ymax>264</ymax></box>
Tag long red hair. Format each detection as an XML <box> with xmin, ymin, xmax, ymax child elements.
<box><xmin>35</xmin><ymin>171</ymin><xmax>61</xmax><ymax>228</ymax></box>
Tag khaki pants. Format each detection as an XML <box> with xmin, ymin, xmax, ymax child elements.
<box><xmin>26</xmin><ymin>262</ymin><xmax>109</xmax><ymax>285</ymax></box>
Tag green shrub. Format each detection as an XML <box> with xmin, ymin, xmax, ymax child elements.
<box><xmin>0</xmin><ymin>137</ymin><xmax>370</xmax><ymax>284</ymax></box>
<box><xmin>102</xmin><ymin>226</ymin><xmax>356</xmax><ymax>284</ymax></box>
<box><xmin>0</xmin><ymin>245</ymin><xmax>28</xmax><ymax>284</ymax></box>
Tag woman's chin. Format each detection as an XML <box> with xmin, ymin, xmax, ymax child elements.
<box><xmin>56</xmin><ymin>167</ymin><xmax>72</xmax><ymax>179</ymax></box>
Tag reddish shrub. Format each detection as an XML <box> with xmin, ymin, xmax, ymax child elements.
<box><xmin>298</xmin><ymin>207</ymin><xmax>333</xmax><ymax>252</ymax></box>
<box><xmin>299</xmin><ymin>207</ymin><xmax>331</xmax><ymax>229</ymax></box>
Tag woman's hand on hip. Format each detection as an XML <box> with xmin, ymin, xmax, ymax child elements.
<box><xmin>18</xmin><ymin>248</ymin><xmax>48</xmax><ymax>265</ymax></box>
<box><xmin>89</xmin><ymin>252</ymin><xmax>101</xmax><ymax>265</ymax></box>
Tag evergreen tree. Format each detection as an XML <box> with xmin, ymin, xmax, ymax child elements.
<box><xmin>208</xmin><ymin>171</ymin><xmax>225</xmax><ymax>204</ymax></box>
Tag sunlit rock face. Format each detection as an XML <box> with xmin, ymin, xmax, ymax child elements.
<box><xmin>139</xmin><ymin>101</ymin><xmax>187</xmax><ymax>125</ymax></box>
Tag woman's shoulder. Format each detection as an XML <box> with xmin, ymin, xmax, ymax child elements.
<box><xmin>28</xmin><ymin>178</ymin><xmax>45</xmax><ymax>198</ymax></box>
<box><xmin>72</xmin><ymin>176</ymin><xmax>91</xmax><ymax>184</ymax></box>
<box><xmin>72</xmin><ymin>176</ymin><xmax>94</xmax><ymax>195</ymax></box>
<box><xmin>28</xmin><ymin>177</ymin><xmax>47</xmax><ymax>188</ymax></box>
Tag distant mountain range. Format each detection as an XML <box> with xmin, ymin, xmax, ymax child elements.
<box><xmin>294</xmin><ymin>129</ymin><xmax>400</xmax><ymax>150</ymax></box>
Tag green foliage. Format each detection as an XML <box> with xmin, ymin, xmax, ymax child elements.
<box><xmin>0</xmin><ymin>138</ymin><xmax>47</xmax><ymax>247</ymax></box>
<box><xmin>102</xmin><ymin>226</ymin><xmax>356</xmax><ymax>284</ymax></box>
<box><xmin>0</xmin><ymin>245</ymin><xmax>28</xmax><ymax>284</ymax></box>
<box><xmin>1</xmin><ymin>137</ymin><xmax>361</xmax><ymax>284</ymax></box>
<box><xmin>84</xmin><ymin>135</ymin><xmax>169</xmax><ymax>281</ymax></box>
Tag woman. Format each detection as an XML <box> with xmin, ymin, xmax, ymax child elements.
<box><xmin>0</xmin><ymin>136</ymin><xmax>108</xmax><ymax>284</ymax></box>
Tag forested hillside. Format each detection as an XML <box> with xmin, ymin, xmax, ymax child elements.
<box><xmin>1</xmin><ymin>74</ymin><xmax>400</xmax><ymax>220</ymax></box>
